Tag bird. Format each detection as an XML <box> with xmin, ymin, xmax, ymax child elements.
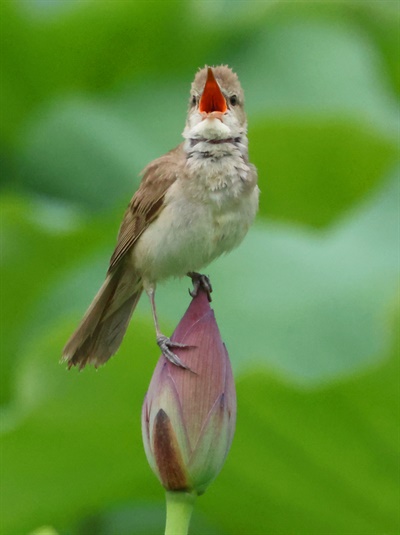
<box><xmin>62</xmin><ymin>65</ymin><xmax>259</xmax><ymax>370</ymax></box>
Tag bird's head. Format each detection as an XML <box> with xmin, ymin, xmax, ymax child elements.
<box><xmin>183</xmin><ymin>65</ymin><xmax>247</xmax><ymax>142</ymax></box>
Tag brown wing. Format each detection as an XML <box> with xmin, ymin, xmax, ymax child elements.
<box><xmin>108</xmin><ymin>143</ymin><xmax>185</xmax><ymax>271</ymax></box>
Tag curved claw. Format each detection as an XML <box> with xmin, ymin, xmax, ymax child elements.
<box><xmin>188</xmin><ymin>272</ymin><xmax>213</xmax><ymax>302</ymax></box>
<box><xmin>156</xmin><ymin>335</ymin><xmax>192</xmax><ymax>370</ymax></box>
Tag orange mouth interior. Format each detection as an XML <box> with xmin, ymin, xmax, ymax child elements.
<box><xmin>199</xmin><ymin>68</ymin><xmax>227</xmax><ymax>114</ymax></box>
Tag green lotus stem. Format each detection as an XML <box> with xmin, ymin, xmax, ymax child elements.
<box><xmin>165</xmin><ymin>491</ymin><xmax>196</xmax><ymax>535</ymax></box>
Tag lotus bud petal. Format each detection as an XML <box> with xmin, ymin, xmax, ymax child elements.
<box><xmin>142</xmin><ymin>287</ymin><xmax>236</xmax><ymax>495</ymax></box>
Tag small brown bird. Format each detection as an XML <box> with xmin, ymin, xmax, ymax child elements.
<box><xmin>62</xmin><ymin>65</ymin><xmax>259</xmax><ymax>370</ymax></box>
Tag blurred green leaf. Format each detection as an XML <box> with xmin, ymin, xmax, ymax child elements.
<box><xmin>206</xmin><ymin>320</ymin><xmax>400</xmax><ymax>535</ymax></box>
<box><xmin>29</xmin><ymin>527</ymin><xmax>59</xmax><ymax>535</ymax></box>
<box><xmin>251</xmin><ymin>117</ymin><xmax>398</xmax><ymax>226</ymax></box>
<box><xmin>237</xmin><ymin>19</ymin><xmax>398</xmax><ymax>132</ymax></box>
<box><xmin>1</xmin><ymin>302</ymin><xmax>398</xmax><ymax>535</ymax></box>
<box><xmin>1</xmin><ymin>0</ymin><xmax>193</xmax><ymax>145</ymax></box>
<box><xmin>0</xmin><ymin>0</ymin><xmax>262</xmax><ymax>149</ymax></box>
<box><xmin>74</xmin><ymin>502</ymin><xmax>224</xmax><ymax>535</ymax></box>
<box><xmin>348</xmin><ymin>1</ymin><xmax>400</xmax><ymax>97</ymax></box>
<box><xmin>0</xmin><ymin>194</ymin><xmax>115</xmax><ymax>405</ymax></box>
<box><xmin>18</xmin><ymin>97</ymin><xmax>151</xmax><ymax>210</ymax></box>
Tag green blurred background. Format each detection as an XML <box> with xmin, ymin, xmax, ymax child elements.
<box><xmin>1</xmin><ymin>1</ymin><xmax>399</xmax><ymax>534</ymax></box>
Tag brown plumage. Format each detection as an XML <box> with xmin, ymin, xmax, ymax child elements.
<box><xmin>63</xmin><ymin>146</ymin><xmax>184</xmax><ymax>369</ymax></box>
<box><xmin>109</xmin><ymin>145</ymin><xmax>184</xmax><ymax>269</ymax></box>
<box><xmin>62</xmin><ymin>65</ymin><xmax>259</xmax><ymax>370</ymax></box>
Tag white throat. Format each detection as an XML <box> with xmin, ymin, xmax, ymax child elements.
<box><xmin>185</xmin><ymin>116</ymin><xmax>231</xmax><ymax>140</ymax></box>
<box><xmin>182</xmin><ymin>116</ymin><xmax>248</xmax><ymax>162</ymax></box>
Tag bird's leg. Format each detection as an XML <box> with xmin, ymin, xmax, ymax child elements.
<box><xmin>146</xmin><ymin>286</ymin><xmax>190</xmax><ymax>369</ymax></box>
<box><xmin>187</xmin><ymin>272</ymin><xmax>213</xmax><ymax>302</ymax></box>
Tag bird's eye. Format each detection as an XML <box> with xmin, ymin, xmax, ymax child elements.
<box><xmin>229</xmin><ymin>95</ymin><xmax>238</xmax><ymax>106</ymax></box>
<box><xmin>191</xmin><ymin>95</ymin><xmax>197</xmax><ymax>107</ymax></box>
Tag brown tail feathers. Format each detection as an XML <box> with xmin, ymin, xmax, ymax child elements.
<box><xmin>62</xmin><ymin>263</ymin><xmax>142</xmax><ymax>369</ymax></box>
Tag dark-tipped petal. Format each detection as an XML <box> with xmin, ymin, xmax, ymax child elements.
<box><xmin>152</xmin><ymin>409</ymin><xmax>190</xmax><ymax>491</ymax></box>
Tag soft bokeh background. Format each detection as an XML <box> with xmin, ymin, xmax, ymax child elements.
<box><xmin>1</xmin><ymin>1</ymin><xmax>399</xmax><ymax>534</ymax></box>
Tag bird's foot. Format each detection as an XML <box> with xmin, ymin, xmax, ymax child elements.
<box><xmin>157</xmin><ymin>334</ymin><xmax>191</xmax><ymax>370</ymax></box>
<box><xmin>188</xmin><ymin>272</ymin><xmax>213</xmax><ymax>302</ymax></box>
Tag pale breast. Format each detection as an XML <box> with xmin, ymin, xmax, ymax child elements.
<box><xmin>184</xmin><ymin>153</ymin><xmax>259</xmax><ymax>252</ymax></box>
<box><xmin>132</xmin><ymin>154</ymin><xmax>258</xmax><ymax>284</ymax></box>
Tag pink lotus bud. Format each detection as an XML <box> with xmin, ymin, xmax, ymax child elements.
<box><xmin>141</xmin><ymin>288</ymin><xmax>236</xmax><ymax>495</ymax></box>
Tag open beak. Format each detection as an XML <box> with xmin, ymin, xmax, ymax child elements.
<box><xmin>199</xmin><ymin>67</ymin><xmax>227</xmax><ymax>118</ymax></box>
